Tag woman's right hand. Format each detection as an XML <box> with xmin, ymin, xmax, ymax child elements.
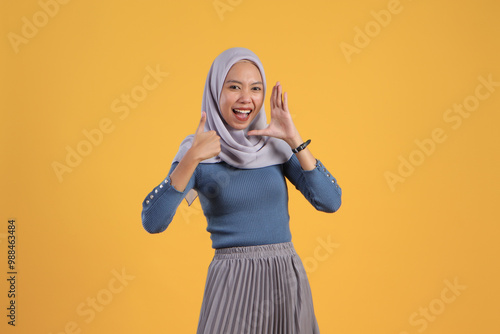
<box><xmin>188</xmin><ymin>111</ymin><xmax>221</xmax><ymax>163</ymax></box>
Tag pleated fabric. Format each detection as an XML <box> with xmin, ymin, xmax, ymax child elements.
<box><xmin>197</xmin><ymin>242</ymin><xmax>320</xmax><ymax>334</ymax></box>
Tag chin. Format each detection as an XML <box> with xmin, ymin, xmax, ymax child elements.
<box><xmin>228</xmin><ymin>122</ymin><xmax>250</xmax><ymax>131</ymax></box>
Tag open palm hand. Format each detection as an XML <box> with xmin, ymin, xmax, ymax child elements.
<box><xmin>247</xmin><ymin>82</ymin><xmax>300</xmax><ymax>147</ymax></box>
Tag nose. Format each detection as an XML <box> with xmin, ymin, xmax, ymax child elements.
<box><xmin>238</xmin><ymin>88</ymin><xmax>252</xmax><ymax>103</ymax></box>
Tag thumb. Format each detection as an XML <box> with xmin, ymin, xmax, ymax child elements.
<box><xmin>196</xmin><ymin>111</ymin><xmax>207</xmax><ymax>135</ymax></box>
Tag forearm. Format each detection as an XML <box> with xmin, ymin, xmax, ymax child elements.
<box><xmin>141</xmin><ymin>161</ymin><xmax>195</xmax><ymax>233</ymax></box>
<box><xmin>169</xmin><ymin>150</ymin><xmax>200</xmax><ymax>192</ymax></box>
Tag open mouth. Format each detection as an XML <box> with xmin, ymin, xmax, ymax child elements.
<box><xmin>232</xmin><ymin>108</ymin><xmax>252</xmax><ymax>121</ymax></box>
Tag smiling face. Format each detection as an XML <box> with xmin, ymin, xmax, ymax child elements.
<box><xmin>219</xmin><ymin>60</ymin><xmax>264</xmax><ymax>130</ymax></box>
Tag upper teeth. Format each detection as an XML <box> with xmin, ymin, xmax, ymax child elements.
<box><xmin>234</xmin><ymin>109</ymin><xmax>251</xmax><ymax>114</ymax></box>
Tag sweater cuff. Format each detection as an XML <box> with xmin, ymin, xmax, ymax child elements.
<box><xmin>142</xmin><ymin>176</ymin><xmax>187</xmax><ymax>208</ymax></box>
<box><xmin>303</xmin><ymin>159</ymin><xmax>341</xmax><ymax>192</ymax></box>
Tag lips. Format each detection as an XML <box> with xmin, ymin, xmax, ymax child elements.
<box><xmin>232</xmin><ymin>108</ymin><xmax>252</xmax><ymax>121</ymax></box>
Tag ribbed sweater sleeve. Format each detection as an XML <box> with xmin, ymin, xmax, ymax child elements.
<box><xmin>141</xmin><ymin>162</ymin><xmax>195</xmax><ymax>233</ymax></box>
<box><xmin>284</xmin><ymin>155</ymin><xmax>342</xmax><ymax>213</ymax></box>
<box><xmin>140</xmin><ymin>155</ymin><xmax>342</xmax><ymax>246</ymax></box>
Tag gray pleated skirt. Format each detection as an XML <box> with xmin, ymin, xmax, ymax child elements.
<box><xmin>197</xmin><ymin>242</ymin><xmax>320</xmax><ymax>334</ymax></box>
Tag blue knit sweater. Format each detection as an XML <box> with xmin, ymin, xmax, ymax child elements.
<box><xmin>141</xmin><ymin>154</ymin><xmax>341</xmax><ymax>249</ymax></box>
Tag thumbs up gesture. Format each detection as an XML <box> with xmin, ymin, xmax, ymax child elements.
<box><xmin>188</xmin><ymin>111</ymin><xmax>221</xmax><ymax>163</ymax></box>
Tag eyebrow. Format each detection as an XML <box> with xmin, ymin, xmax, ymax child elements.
<box><xmin>225</xmin><ymin>80</ymin><xmax>263</xmax><ymax>85</ymax></box>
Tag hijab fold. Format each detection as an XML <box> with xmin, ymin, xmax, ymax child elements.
<box><xmin>173</xmin><ymin>47</ymin><xmax>293</xmax><ymax>205</ymax></box>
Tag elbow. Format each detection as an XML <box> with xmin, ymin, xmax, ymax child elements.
<box><xmin>327</xmin><ymin>187</ymin><xmax>342</xmax><ymax>213</ymax></box>
<box><xmin>330</xmin><ymin>197</ymin><xmax>342</xmax><ymax>213</ymax></box>
<box><xmin>141</xmin><ymin>210</ymin><xmax>169</xmax><ymax>234</ymax></box>
<box><xmin>142</xmin><ymin>221</ymin><xmax>166</xmax><ymax>234</ymax></box>
<box><xmin>320</xmin><ymin>199</ymin><xmax>341</xmax><ymax>213</ymax></box>
<box><xmin>142</xmin><ymin>219</ymin><xmax>168</xmax><ymax>234</ymax></box>
<box><xmin>315</xmin><ymin>194</ymin><xmax>342</xmax><ymax>213</ymax></box>
<box><xmin>307</xmin><ymin>179</ymin><xmax>342</xmax><ymax>213</ymax></box>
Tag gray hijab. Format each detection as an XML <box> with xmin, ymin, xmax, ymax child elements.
<box><xmin>173</xmin><ymin>47</ymin><xmax>292</xmax><ymax>204</ymax></box>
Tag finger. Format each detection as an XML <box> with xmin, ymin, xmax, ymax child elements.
<box><xmin>276</xmin><ymin>82</ymin><xmax>283</xmax><ymax>109</ymax></box>
<box><xmin>272</xmin><ymin>82</ymin><xmax>279</xmax><ymax>110</ymax></box>
<box><xmin>270</xmin><ymin>84</ymin><xmax>276</xmax><ymax>110</ymax></box>
<box><xmin>212</xmin><ymin>132</ymin><xmax>221</xmax><ymax>142</ymax></box>
<box><xmin>283</xmin><ymin>92</ymin><xmax>289</xmax><ymax>112</ymax></box>
<box><xmin>247</xmin><ymin>130</ymin><xmax>260</xmax><ymax>136</ymax></box>
<box><xmin>196</xmin><ymin>111</ymin><xmax>207</xmax><ymax>135</ymax></box>
<box><xmin>247</xmin><ymin>129</ymin><xmax>268</xmax><ymax>137</ymax></box>
<box><xmin>274</xmin><ymin>82</ymin><xmax>280</xmax><ymax>109</ymax></box>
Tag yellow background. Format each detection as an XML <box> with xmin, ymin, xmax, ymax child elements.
<box><xmin>2</xmin><ymin>0</ymin><xmax>499</xmax><ymax>333</ymax></box>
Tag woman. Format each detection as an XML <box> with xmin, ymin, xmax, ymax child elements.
<box><xmin>141</xmin><ymin>47</ymin><xmax>342</xmax><ymax>333</ymax></box>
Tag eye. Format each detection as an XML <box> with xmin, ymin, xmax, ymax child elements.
<box><xmin>229</xmin><ymin>85</ymin><xmax>240</xmax><ymax>90</ymax></box>
<box><xmin>251</xmin><ymin>86</ymin><xmax>262</xmax><ymax>91</ymax></box>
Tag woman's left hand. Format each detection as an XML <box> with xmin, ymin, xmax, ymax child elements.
<box><xmin>247</xmin><ymin>82</ymin><xmax>301</xmax><ymax>147</ymax></box>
